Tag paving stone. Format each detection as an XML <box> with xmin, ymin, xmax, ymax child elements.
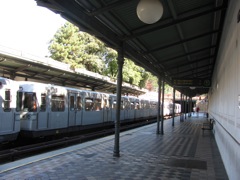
<box><xmin>0</xmin><ymin>116</ymin><xmax>228</xmax><ymax>180</ymax></box>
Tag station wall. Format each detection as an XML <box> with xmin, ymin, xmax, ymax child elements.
<box><xmin>208</xmin><ymin>0</ymin><xmax>240</xmax><ymax>179</ymax></box>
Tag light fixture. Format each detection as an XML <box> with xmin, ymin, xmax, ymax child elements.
<box><xmin>190</xmin><ymin>87</ymin><xmax>196</xmax><ymax>90</ymax></box>
<box><xmin>136</xmin><ymin>0</ymin><xmax>164</xmax><ymax>24</ymax></box>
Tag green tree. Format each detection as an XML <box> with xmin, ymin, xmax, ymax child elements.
<box><xmin>48</xmin><ymin>22</ymin><xmax>167</xmax><ymax>91</ymax></box>
<box><xmin>122</xmin><ymin>59</ymin><xmax>143</xmax><ymax>86</ymax></box>
<box><xmin>48</xmin><ymin>22</ymin><xmax>106</xmax><ymax>73</ymax></box>
<box><xmin>103</xmin><ymin>48</ymin><xmax>118</xmax><ymax>79</ymax></box>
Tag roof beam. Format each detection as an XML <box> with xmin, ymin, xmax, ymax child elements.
<box><xmin>170</xmin><ymin>63</ymin><xmax>214</xmax><ymax>76</ymax></box>
<box><xmin>124</xmin><ymin>5</ymin><xmax>227</xmax><ymax>40</ymax></box>
<box><xmin>168</xmin><ymin>55</ymin><xmax>215</xmax><ymax>70</ymax></box>
<box><xmin>145</xmin><ymin>30</ymin><xmax>219</xmax><ymax>54</ymax></box>
<box><xmin>182</xmin><ymin>67</ymin><xmax>213</xmax><ymax>78</ymax></box>
<box><xmin>15</xmin><ymin>64</ymin><xmax>32</xmax><ymax>72</ymax></box>
<box><xmin>78</xmin><ymin>0</ymin><xmax>132</xmax><ymax>16</ymax></box>
<box><xmin>160</xmin><ymin>45</ymin><xmax>216</xmax><ymax>64</ymax></box>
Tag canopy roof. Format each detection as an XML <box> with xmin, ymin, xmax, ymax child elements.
<box><xmin>0</xmin><ymin>46</ymin><xmax>146</xmax><ymax>96</ymax></box>
<box><xmin>37</xmin><ymin>0</ymin><xmax>229</xmax><ymax>97</ymax></box>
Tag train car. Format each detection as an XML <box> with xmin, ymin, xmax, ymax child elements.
<box><xmin>163</xmin><ymin>102</ymin><xmax>170</xmax><ymax>116</ymax></box>
<box><xmin>17</xmin><ymin>82</ymin><xmax>70</xmax><ymax>137</ymax></box>
<box><xmin>134</xmin><ymin>97</ymin><xmax>142</xmax><ymax>119</ymax></box>
<box><xmin>1</xmin><ymin>79</ymin><xmax>181</xmax><ymax>140</ymax></box>
<box><xmin>174</xmin><ymin>103</ymin><xmax>181</xmax><ymax>114</ymax></box>
<box><xmin>81</xmin><ymin>90</ymin><xmax>111</xmax><ymax>126</ymax></box>
<box><xmin>17</xmin><ymin>82</ymin><xmax>114</xmax><ymax>138</ymax></box>
<box><xmin>127</xmin><ymin>96</ymin><xmax>136</xmax><ymax>120</ymax></box>
<box><xmin>0</xmin><ymin>77</ymin><xmax>20</xmax><ymax>143</ymax></box>
<box><xmin>150</xmin><ymin>99</ymin><xmax>158</xmax><ymax>117</ymax></box>
<box><xmin>109</xmin><ymin>95</ymin><xmax>131</xmax><ymax>122</ymax></box>
<box><xmin>141</xmin><ymin>99</ymin><xmax>150</xmax><ymax>118</ymax></box>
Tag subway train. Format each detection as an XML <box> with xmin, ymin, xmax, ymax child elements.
<box><xmin>0</xmin><ymin>77</ymin><xmax>20</xmax><ymax>143</ymax></box>
<box><xmin>0</xmin><ymin>77</ymin><xmax>181</xmax><ymax>143</ymax></box>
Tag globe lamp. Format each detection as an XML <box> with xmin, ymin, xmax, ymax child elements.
<box><xmin>137</xmin><ymin>0</ymin><xmax>164</xmax><ymax>24</ymax></box>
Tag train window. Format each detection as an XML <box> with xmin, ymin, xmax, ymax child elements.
<box><xmin>17</xmin><ymin>92</ymin><xmax>37</xmax><ymax>112</ymax></box>
<box><xmin>151</xmin><ymin>104</ymin><xmax>157</xmax><ymax>109</ymax></box>
<box><xmin>130</xmin><ymin>102</ymin><xmax>135</xmax><ymax>110</ymax></box>
<box><xmin>111</xmin><ymin>100</ymin><xmax>124</xmax><ymax>110</ymax></box>
<box><xmin>85</xmin><ymin>98</ymin><xmax>94</xmax><ymax>111</ymax></box>
<box><xmin>120</xmin><ymin>101</ymin><xmax>125</xmax><ymax>110</ymax></box>
<box><xmin>103</xmin><ymin>99</ymin><xmax>109</xmax><ymax>109</ymax></box>
<box><xmin>77</xmin><ymin>96</ymin><xmax>82</xmax><ymax>110</ymax></box>
<box><xmin>51</xmin><ymin>95</ymin><xmax>65</xmax><ymax>112</ymax></box>
<box><xmin>109</xmin><ymin>98</ymin><xmax>112</xmax><ymax>109</ymax></box>
<box><xmin>3</xmin><ymin>89</ymin><xmax>11</xmax><ymax>111</ymax></box>
<box><xmin>146</xmin><ymin>102</ymin><xmax>150</xmax><ymax>109</ymax></box>
<box><xmin>112</xmin><ymin>100</ymin><xmax>117</xmax><ymax>109</ymax></box>
<box><xmin>16</xmin><ymin>91</ymin><xmax>23</xmax><ymax>112</ymax></box>
<box><xmin>93</xmin><ymin>98</ymin><xmax>102</xmax><ymax>111</ymax></box>
<box><xmin>40</xmin><ymin>93</ymin><xmax>46</xmax><ymax>111</ymax></box>
<box><xmin>136</xmin><ymin>102</ymin><xmax>140</xmax><ymax>110</ymax></box>
<box><xmin>141</xmin><ymin>101</ymin><xmax>145</xmax><ymax>109</ymax></box>
<box><xmin>70</xmin><ymin>96</ymin><xmax>75</xmax><ymax>111</ymax></box>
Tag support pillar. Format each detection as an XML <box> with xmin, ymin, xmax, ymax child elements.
<box><xmin>156</xmin><ymin>77</ymin><xmax>162</xmax><ymax>134</ymax></box>
<box><xmin>172</xmin><ymin>87</ymin><xmax>175</xmax><ymax>126</ymax></box>
<box><xmin>113</xmin><ymin>44</ymin><xmax>124</xmax><ymax>157</ymax></box>
<box><xmin>185</xmin><ymin>94</ymin><xmax>187</xmax><ymax>119</ymax></box>
<box><xmin>161</xmin><ymin>78</ymin><xmax>165</xmax><ymax>135</ymax></box>
<box><xmin>188</xmin><ymin>97</ymin><xmax>192</xmax><ymax>117</ymax></box>
<box><xmin>180</xmin><ymin>93</ymin><xmax>184</xmax><ymax>122</ymax></box>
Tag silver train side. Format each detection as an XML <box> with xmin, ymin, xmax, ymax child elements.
<box><xmin>0</xmin><ymin>77</ymin><xmax>181</xmax><ymax>142</ymax></box>
<box><xmin>0</xmin><ymin>77</ymin><xmax>20</xmax><ymax>143</ymax></box>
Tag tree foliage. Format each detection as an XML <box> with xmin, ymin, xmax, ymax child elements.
<box><xmin>48</xmin><ymin>22</ymin><xmax>169</xmax><ymax>92</ymax></box>
<box><xmin>49</xmin><ymin>22</ymin><xmax>106</xmax><ymax>73</ymax></box>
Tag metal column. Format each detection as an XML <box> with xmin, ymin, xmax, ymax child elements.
<box><xmin>172</xmin><ymin>87</ymin><xmax>175</xmax><ymax>126</ymax></box>
<box><xmin>156</xmin><ymin>77</ymin><xmax>162</xmax><ymax>134</ymax></box>
<box><xmin>188</xmin><ymin>97</ymin><xmax>192</xmax><ymax>117</ymax></box>
<box><xmin>185</xmin><ymin>94</ymin><xmax>187</xmax><ymax>119</ymax></box>
<box><xmin>180</xmin><ymin>93</ymin><xmax>184</xmax><ymax>122</ymax></box>
<box><xmin>113</xmin><ymin>44</ymin><xmax>124</xmax><ymax>157</ymax></box>
<box><xmin>161</xmin><ymin>78</ymin><xmax>165</xmax><ymax>135</ymax></box>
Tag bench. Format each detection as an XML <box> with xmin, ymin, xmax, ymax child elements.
<box><xmin>202</xmin><ymin>118</ymin><xmax>214</xmax><ymax>130</ymax></box>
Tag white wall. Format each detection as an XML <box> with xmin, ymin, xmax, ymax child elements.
<box><xmin>208</xmin><ymin>0</ymin><xmax>240</xmax><ymax>179</ymax></box>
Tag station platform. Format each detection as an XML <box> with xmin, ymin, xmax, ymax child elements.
<box><xmin>0</xmin><ymin>114</ymin><xmax>228</xmax><ymax>180</ymax></box>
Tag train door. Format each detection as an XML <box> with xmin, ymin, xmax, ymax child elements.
<box><xmin>107</xmin><ymin>96</ymin><xmax>113</xmax><ymax>122</ymax></box>
<box><xmin>81</xmin><ymin>91</ymin><xmax>103</xmax><ymax>125</ymax></box>
<box><xmin>18</xmin><ymin>83</ymin><xmax>48</xmax><ymax>131</ymax></box>
<box><xmin>37</xmin><ymin>93</ymin><xmax>48</xmax><ymax>129</ymax></box>
<box><xmin>68</xmin><ymin>92</ymin><xmax>82</xmax><ymax>126</ymax></box>
<box><xmin>120</xmin><ymin>97</ymin><xmax>126</xmax><ymax>120</ymax></box>
<box><xmin>135</xmin><ymin>99</ymin><xmax>141</xmax><ymax>120</ymax></box>
<box><xmin>0</xmin><ymin>78</ymin><xmax>20</xmax><ymax>143</ymax></box>
<box><xmin>48</xmin><ymin>87</ymin><xmax>67</xmax><ymax>129</ymax></box>
<box><xmin>102</xmin><ymin>95</ymin><xmax>110</xmax><ymax>123</ymax></box>
<box><xmin>0</xmin><ymin>89</ymin><xmax>14</xmax><ymax>132</ymax></box>
<box><xmin>110</xmin><ymin>95</ymin><xmax>116</xmax><ymax>122</ymax></box>
<box><xmin>129</xmin><ymin>98</ymin><xmax>135</xmax><ymax>120</ymax></box>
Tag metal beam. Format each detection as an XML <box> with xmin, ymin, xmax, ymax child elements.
<box><xmin>167</xmin><ymin>55</ymin><xmax>215</xmax><ymax>70</ymax></box>
<box><xmin>160</xmin><ymin>45</ymin><xmax>216</xmax><ymax>64</ymax></box>
<box><xmin>124</xmin><ymin>5</ymin><xmax>227</xmax><ymax>40</ymax></box>
<box><xmin>170</xmin><ymin>63</ymin><xmax>214</xmax><ymax>76</ymax></box>
<box><xmin>145</xmin><ymin>30</ymin><xmax>219</xmax><ymax>54</ymax></box>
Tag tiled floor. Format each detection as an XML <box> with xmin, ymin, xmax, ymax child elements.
<box><xmin>0</xmin><ymin>114</ymin><xmax>228</xmax><ymax>180</ymax></box>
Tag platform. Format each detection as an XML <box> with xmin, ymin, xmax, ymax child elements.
<box><xmin>0</xmin><ymin>114</ymin><xmax>228</xmax><ymax>179</ymax></box>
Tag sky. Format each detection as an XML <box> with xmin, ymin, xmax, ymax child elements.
<box><xmin>0</xmin><ymin>0</ymin><xmax>66</xmax><ymax>57</ymax></box>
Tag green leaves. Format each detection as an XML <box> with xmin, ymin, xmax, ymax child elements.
<box><xmin>48</xmin><ymin>22</ymin><xmax>175</xmax><ymax>93</ymax></box>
